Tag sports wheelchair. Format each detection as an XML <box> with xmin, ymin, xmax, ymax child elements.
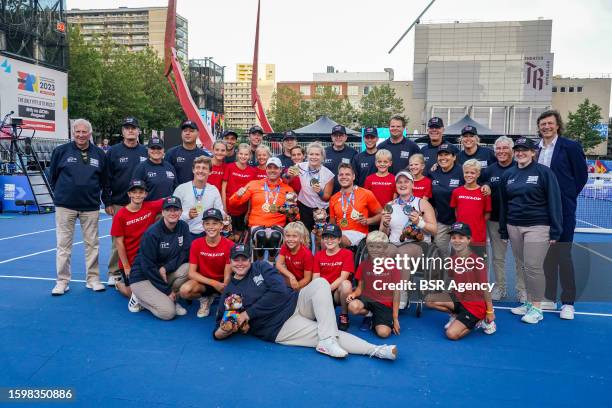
<box><xmin>238</xmin><ymin>225</ymin><xmax>285</xmax><ymax>262</ymax></box>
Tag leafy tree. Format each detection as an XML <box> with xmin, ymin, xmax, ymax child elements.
<box><xmin>358</xmin><ymin>85</ymin><xmax>405</xmax><ymax>128</ymax></box>
<box><xmin>308</xmin><ymin>86</ymin><xmax>357</xmax><ymax>128</ymax></box>
<box><xmin>268</xmin><ymin>87</ymin><xmax>310</xmax><ymax>131</ymax></box>
<box><xmin>565</xmin><ymin>99</ymin><xmax>605</xmax><ymax>151</ymax></box>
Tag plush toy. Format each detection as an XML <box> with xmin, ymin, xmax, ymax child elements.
<box><xmin>278</xmin><ymin>191</ymin><xmax>300</xmax><ymax>223</ymax></box>
<box><xmin>311</xmin><ymin>208</ymin><xmax>328</xmax><ymax>250</ymax></box>
<box><xmin>221</xmin><ymin>214</ymin><xmax>236</xmax><ymax>242</ymax></box>
<box><xmin>399</xmin><ymin>223</ymin><xmax>425</xmax><ymax>242</ymax></box>
<box><xmin>220</xmin><ymin>294</ymin><xmax>249</xmax><ymax>333</ymax></box>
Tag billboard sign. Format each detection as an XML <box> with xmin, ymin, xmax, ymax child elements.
<box><xmin>522</xmin><ymin>53</ymin><xmax>554</xmax><ymax>101</ymax></box>
<box><xmin>0</xmin><ymin>56</ymin><xmax>68</xmax><ymax>140</ymax></box>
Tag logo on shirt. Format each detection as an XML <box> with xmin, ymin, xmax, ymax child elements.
<box><xmin>321</xmin><ymin>261</ymin><xmax>343</xmax><ymax>267</ymax></box>
<box><xmin>479</xmin><ymin>160</ymin><xmax>488</xmax><ymax>168</ymax></box>
<box><xmin>489</xmin><ymin>176</ymin><xmax>500</xmax><ymax>183</ymax></box>
<box><xmin>140</xmin><ymin>156</ymin><xmax>147</xmax><ymax>162</ymax></box>
<box><xmin>166</xmin><ymin>171</ymin><xmax>175</xmax><ymax>179</ymax></box>
<box><xmin>119</xmin><ymin>156</ymin><xmax>129</xmax><ymax>163</ymax></box>
<box><xmin>341</xmin><ymin>158</ymin><xmax>351</xmax><ymax>164</ymax></box>
<box><xmin>360</xmin><ymin>162</ymin><xmax>370</xmax><ymax>168</ymax></box>
<box><xmin>400</xmin><ymin>151</ymin><xmax>410</xmax><ymax>158</ymax></box>
<box><xmin>324</xmin><ymin>158</ymin><xmax>332</xmax><ymax>165</ymax></box>
<box><xmin>200</xmin><ymin>252</ymin><xmax>225</xmax><ymax>257</ymax></box>
<box><xmin>160</xmin><ymin>241</ymin><xmax>170</xmax><ymax>249</ymax></box>
<box><xmin>253</xmin><ymin>274</ymin><xmax>264</xmax><ymax>286</ymax></box>
<box><xmin>67</xmin><ymin>157</ymin><xmax>77</xmax><ymax>163</ymax></box>
<box><xmin>178</xmin><ymin>236</ymin><xmax>184</xmax><ymax>246</ymax></box>
<box><xmin>458</xmin><ymin>195</ymin><xmax>481</xmax><ymax>201</ymax></box>
<box><xmin>125</xmin><ymin>212</ymin><xmax>152</xmax><ymax>226</ymax></box>
<box><xmin>432</xmin><ymin>179</ymin><xmax>439</xmax><ymax>186</ymax></box>
<box><xmin>148</xmin><ymin>171</ymin><xmax>157</xmax><ymax>178</ymax></box>
<box><xmin>177</xmin><ymin>157</ymin><xmax>185</xmax><ymax>163</ymax></box>
<box><xmin>507</xmin><ymin>178</ymin><xmax>515</xmax><ymax>185</ymax></box>
<box><xmin>90</xmin><ymin>158</ymin><xmax>99</xmax><ymax>168</ymax></box>
<box><xmin>449</xmin><ymin>179</ymin><xmax>460</xmax><ymax>187</ymax></box>
<box><xmin>526</xmin><ymin>175</ymin><xmax>539</xmax><ymax>184</ymax></box>
<box><xmin>371</xmin><ymin>181</ymin><xmax>392</xmax><ymax>186</ymax></box>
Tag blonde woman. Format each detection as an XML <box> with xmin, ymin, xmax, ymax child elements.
<box><xmin>254</xmin><ymin>144</ymin><xmax>272</xmax><ymax>180</ymax></box>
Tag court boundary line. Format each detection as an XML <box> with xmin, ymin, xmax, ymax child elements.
<box><xmin>0</xmin><ymin>275</ymin><xmax>86</xmax><ymax>283</ymax></box>
<box><xmin>0</xmin><ymin>234</ymin><xmax>111</xmax><ymax>264</ymax></box>
<box><xmin>574</xmin><ymin>243</ymin><xmax>612</xmax><ymax>263</ymax></box>
<box><xmin>0</xmin><ymin>218</ymin><xmax>112</xmax><ymax>241</ymax></box>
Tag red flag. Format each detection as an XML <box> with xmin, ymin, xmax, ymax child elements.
<box><xmin>595</xmin><ymin>159</ymin><xmax>608</xmax><ymax>174</ymax></box>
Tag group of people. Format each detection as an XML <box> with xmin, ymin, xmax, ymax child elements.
<box><xmin>47</xmin><ymin>109</ymin><xmax>587</xmax><ymax>358</ymax></box>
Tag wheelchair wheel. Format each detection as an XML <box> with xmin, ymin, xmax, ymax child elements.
<box><xmin>353</xmin><ymin>239</ymin><xmax>368</xmax><ymax>269</ymax></box>
<box><xmin>416</xmin><ymin>300</ymin><xmax>422</xmax><ymax>318</ymax></box>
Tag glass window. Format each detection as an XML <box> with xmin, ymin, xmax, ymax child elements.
<box><xmin>577</xmin><ymin>86</ymin><xmax>583</xmax><ymax>92</ymax></box>
<box><xmin>552</xmin><ymin>86</ymin><xmax>557</xmax><ymax>92</ymax></box>
<box><xmin>569</xmin><ymin>87</ymin><xmax>574</xmax><ymax>93</ymax></box>
<box><xmin>560</xmin><ymin>87</ymin><xmax>566</xmax><ymax>92</ymax></box>
<box><xmin>299</xmin><ymin>85</ymin><xmax>310</xmax><ymax>96</ymax></box>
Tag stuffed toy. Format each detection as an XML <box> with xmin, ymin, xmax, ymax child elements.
<box><xmin>399</xmin><ymin>223</ymin><xmax>425</xmax><ymax>242</ymax></box>
<box><xmin>278</xmin><ymin>191</ymin><xmax>300</xmax><ymax>223</ymax></box>
<box><xmin>221</xmin><ymin>214</ymin><xmax>236</xmax><ymax>242</ymax></box>
<box><xmin>220</xmin><ymin>294</ymin><xmax>250</xmax><ymax>333</ymax></box>
<box><xmin>311</xmin><ymin>208</ymin><xmax>328</xmax><ymax>251</ymax></box>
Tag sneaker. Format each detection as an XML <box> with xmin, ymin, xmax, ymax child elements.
<box><xmin>197</xmin><ymin>296</ymin><xmax>212</xmax><ymax>318</ymax></box>
<box><xmin>517</xmin><ymin>290</ymin><xmax>527</xmax><ymax>303</ymax></box>
<box><xmin>521</xmin><ymin>306</ymin><xmax>543</xmax><ymax>324</ymax></box>
<box><xmin>491</xmin><ymin>285</ymin><xmax>506</xmax><ymax>301</ymax></box>
<box><xmin>107</xmin><ymin>275</ymin><xmax>117</xmax><ymax>287</ymax></box>
<box><xmin>369</xmin><ymin>344</ymin><xmax>398</xmax><ymax>361</ymax></box>
<box><xmin>316</xmin><ymin>337</ymin><xmax>348</xmax><ymax>358</ymax></box>
<box><xmin>51</xmin><ymin>282</ymin><xmax>69</xmax><ymax>296</ymax></box>
<box><xmin>399</xmin><ymin>290</ymin><xmax>409</xmax><ymax>309</ymax></box>
<box><xmin>511</xmin><ymin>302</ymin><xmax>532</xmax><ymax>316</ymax></box>
<box><xmin>560</xmin><ymin>304</ymin><xmax>575</xmax><ymax>320</ymax></box>
<box><xmin>175</xmin><ymin>302</ymin><xmax>187</xmax><ymax>316</ymax></box>
<box><xmin>540</xmin><ymin>301</ymin><xmax>557</xmax><ymax>310</ymax></box>
<box><xmin>476</xmin><ymin>320</ymin><xmax>497</xmax><ymax>335</ymax></box>
<box><xmin>128</xmin><ymin>294</ymin><xmax>143</xmax><ymax>312</ymax></box>
<box><xmin>86</xmin><ymin>281</ymin><xmax>106</xmax><ymax>292</ymax></box>
<box><xmin>359</xmin><ymin>315</ymin><xmax>373</xmax><ymax>332</ymax></box>
<box><xmin>444</xmin><ymin>314</ymin><xmax>456</xmax><ymax>329</ymax></box>
<box><xmin>338</xmin><ymin>313</ymin><xmax>349</xmax><ymax>331</ymax></box>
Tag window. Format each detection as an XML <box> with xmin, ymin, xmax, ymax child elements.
<box><xmin>577</xmin><ymin>86</ymin><xmax>583</xmax><ymax>93</ymax></box>
<box><xmin>569</xmin><ymin>86</ymin><xmax>574</xmax><ymax>93</ymax></box>
<box><xmin>560</xmin><ymin>87</ymin><xmax>566</xmax><ymax>92</ymax></box>
<box><xmin>348</xmin><ymin>86</ymin><xmax>359</xmax><ymax>96</ymax></box>
<box><xmin>363</xmin><ymin>86</ymin><xmax>371</xmax><ymax>95</ymax></box>
<box><xmin>552</xmin><ymin>86</ymin><xmax>557</xmax><ymax>92</ymax></box>
<box><xmin>299</xmin><ymin>85</ymin><xmax>310</xmax><ymax>96</ymax></box>
<box><xmin>331</xmin><ymin>85</ymin><xmax>342</xmax><ymax>95</ymax></box>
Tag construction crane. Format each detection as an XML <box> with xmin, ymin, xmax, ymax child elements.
<box><xmin>388</xmin><ymin>0</ymin><xmax>437</xmax><ymax>54</ymax></box>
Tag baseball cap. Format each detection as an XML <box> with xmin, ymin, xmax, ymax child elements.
<box><xmin>181</xmin><ymin>120</ymin><xmax>198</xmax><ymax>130</ymax></box>
<box><xmin>282</xmin><ymin>130</ymin><xmax>297</xmax><ymax>140</ymax></box>
<box><xmin>513</xmin><ymin>137</ymin><xmax>536</xmax><ymax>150</ymax></box>
<box><xmin>331</xmin><ymin>125</ymin><xmax>347</xmax><ymax>135</ymax></box>
<box><xmin>127</xmin><ymin>179</ymin><xmax>146</xmax><ymax>191</ymax></box>
<box><xmin>322</xmin><ymin>223</ymin><xmax>342</xmax><ymax>238</ymax></box>
<box><xmin>266</xmin><ymin>157</ymin><xmax>283</xmax><ymax>168</ymax></box>
<box><xmin>437</xmin><ymin>143</ymin><xmax>458</xmax><ymax>155</ymax></box>
<box><xmin>427</xmin><ymin>117</ymin><xmax>444</xmax><ymax>128</ymax></box>
<box><xmin>249</xmin><ymin>125</ymin><xmax>264</xmax><ymax>134</ymax></box>
<box><xmin>202</xmin><ymin>208</ymin><xmax>223</xmax><ymax>221</ymax></box>
<box><xmin>395</xmin><ymin>170</ymin><xmax>414</xmax><ymax>182</ymax></box>
<box><xmin>364</xmin><ymin>127</ymin><xmax>378</xmax><ymax>137</ymax></box>
<box><xmin>163</xmin><ymin>196</ymin><xmax>182</xmax><ymax>210</ymax></box>
<box><xmin>148</xmin><ymin>137</ymin><xmax>164</xmax><ymax>148</ymax></box>
<box><xmin>223</xmin><ymin>130</ymin><xmax>238</xmax><ymax>138</ymax></box>
<box><xmin>122</xmin><ymin>116</ymin><xmax>139</xmax><ymax>128</ymax></box>
<box><xmin>450</xmin><ymin>222</ymin><xmax>472</xmax><ymax>237</ymax></box>
<box><xmin>461</xmin><ymin>125</ymin><xmax>478</xmax><ymax>136</ymax></box>
<box><xmin>230</xmin><ymin>243</ymin><xmax>252</xmax><ymax>260</ymax></box>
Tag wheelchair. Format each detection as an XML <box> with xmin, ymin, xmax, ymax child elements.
<box><xmin>239</xmin><ymin>225</ymin><xmax>285</xmax><ymax>263</ymax></box>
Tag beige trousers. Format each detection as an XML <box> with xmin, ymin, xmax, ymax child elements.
<box><xmin>507</xmin><ymin>224</ymin><xmax>550</xmax><ymax>303</ymax></box>
<box><xmin>487</xmin><ymin>220</ymin><xmax>525</xmax><ymax>293</ymax></box>
<box><xmin>130</xmin><ymin>263</ymin><xmax>190</xmax><ymax>320</ymax></box>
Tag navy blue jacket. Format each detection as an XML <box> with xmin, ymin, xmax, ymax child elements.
<box><xmin>165</xmin><ymin>145</ymin><xmax>212</xmax><ymax>184</ymax></box>
<box><xmin>457</xmin><ymin>146</ymin><xmax>497</xmax><ymax>169</ymax></box>
<box><xmin>49</xmin><ymin>141</ymin><xmax>108</xmax><ymax>211</ymax></box>
<box><xmin>378</xmin><ymin>137</ymin><xmax>421</xmax><ymax>175</ymax></box>
<box><xmin>129</xmin><ymin>219</ymin><xmax>191</xmax><ymax>294</ymax></box>
<box><xmin>225</xmin><ymin>151</ymin><xmax>237</xmax><ymax>164</ymax></box>
<box><xmin>430</xmin><ymin>163</ymin><xmax>464</xmax><ymax>225</ymax></box>
<box><xmin>102</xmin><ymin>142</ymin><xmax>148</xmax><ymax>206</ymax></box>
<box><xmin>324</xmin><ymin>145</ymin><xmax>358</xmax><ymax>193</ymax></box>
<box><xmin>276</xmin><ymin>153</ymin><xmax>294</xmax><ymax>169</ymax></box>
<box><xmin>132</xmin><ymin>159</ymin><xmax>178</xmax><ymax>201</ymax></box>
<box><xmin>352</xmin><ymin>150</ymin><xmax>377</xmax><ymax>187</ymax></box>
<box><xmin>420</xmin><ymin>139</ymin><xmax>447</xmax><ymax>172</ymax></box>
<box><xmin>499</xmin><ymin>161</ymin><xmax>563</xmax><ymax>241</ymax></box>
<box><xmin>481</xmin><ymin>160</ymin><xmax>515</xmax><ymax>222</ymax></box>
<box><xmin>214</xmin><ymin>261</ymin><xmax>298</xmax><ymax>342</ymax></box>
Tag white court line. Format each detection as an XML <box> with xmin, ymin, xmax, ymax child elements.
<box><xmin>0</xmin><ymin>217</ymin><xmax>112</xmax><ymax>241</ymax></box>
<box><xmin>494</xmin><ymin>306</ymin><xmax>612</xmax><ymax>318</ymax></box>
<box><xmin>0</xmin><ymin>234</ymin><xmax>111</xmax><ymax>264</ymax></box>
<box><xmin>576</xmin><ymin>218</ymin><xmax>604</xmax><ymax>229</ymax></box>
<box><xmin>574</xmin><ymin>243</ymin><xmax>612</xmax><ymax>263</ymax></box>
<box><xmin>0</xmin><ymin>275</ymin><xmax>86</xmax><ymax>283</ymax></box>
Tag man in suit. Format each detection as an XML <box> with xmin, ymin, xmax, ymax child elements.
<box><xmin>537</xmin><ymin>110</ymin><xmax>588</xmax><ymax>320</ymax></box>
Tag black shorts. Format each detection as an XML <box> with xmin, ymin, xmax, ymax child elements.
<box><xmin>199</xmin><ymin>283</ymin><xmax>221</xmax><ymax>297</ymax></box>
<box><xmin>450</xmin><ymin>293</ymin><xmax>479</xmax><ymax>330</ymax></box>
<box><xmin>231</xmin><ymin>214</ymin><xmax>248</xmax><ymax>232</ymax></box>
<box><xmin>359</xmin><ymin>296</ymin><xmax>393</xmax><ymax>329</ymax></box>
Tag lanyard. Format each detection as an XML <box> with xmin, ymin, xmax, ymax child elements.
<box><xmin>264</xmin><ymin>182</ymin><xmax>280</xmax><ymax>205</ymax></box>
<box><xmin>340</xmin><ymin>188</ymin><xmax>355</xmax><ymax>219</ymax></box>
<box><xmin>192</xmin><ymin>184</ymin><xmax>204</xmax><ymax>203</ymax></box>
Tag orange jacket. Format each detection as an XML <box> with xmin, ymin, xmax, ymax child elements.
<box><xmin>229</xmin><ymin>178</ymin><xmax>295</xmax><ymax>227</ymax></box>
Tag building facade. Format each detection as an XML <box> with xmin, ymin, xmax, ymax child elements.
<box><xmin>67</xmin><ymin>7</ymin><xmax>188</xmax><ymax>62</ymax></box>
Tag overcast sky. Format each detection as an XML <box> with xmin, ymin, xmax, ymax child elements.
<box><xmin>67</xmin><ymin>0</ymin><xmax>612</xmax><ymax>83</ymax></box>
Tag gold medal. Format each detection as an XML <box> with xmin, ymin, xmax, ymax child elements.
<box><xmin>384</xmin><ymin>203</ymin><xmax>393</xmax><ymax>214</ymax></box>
<box><xmin>269</xmin><ymin>204</ymin><xmax>278</xmax><ymax>213</ymax></box>
<box><xmin>262</xmin><ymin>203</ymin><xmax>271</xmax><ymax>212</ymax></box>
<box><xmin>340</xmin><ymin>218</ymin><xmax>349</xmax><ymax>227</ymax></box>
<box><xmin>289</xmin><ymin>165</ymin><xmax>300</xmax><ymax>175</ymax></box>
<box><xmin>350</xmin><ymin>209</ymin><xmax>361</xmax><ymax>220</ymax></box>
<box><xmin>195</xmin><ymin>203</ymin><xmax>204</xmax><ymax>212</ymax></box>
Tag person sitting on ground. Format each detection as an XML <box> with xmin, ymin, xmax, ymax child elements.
<box><xmin>347</xmin><ymin>231</ymin><xmax>401</xmax><ymax>338</ymax></box>
<box><xmin>313</xmin><ymin>224</ymin><xmax>354</xmax><ymax>331</ymax></box>
<box><xmin>364</xmin><ymin>149</ymin><xmax>396</xmax><ymax>207</ymax></box>
<box><xmin>276</xmin><ymin>222</ymin><xmax>313</xmax><ymax>290</ymax></box>
<box><xmin>254</xmin><ymin>144</ymin><xmax>272</xmax><ymax>180</ymax></box>
<box><xmin>127</xmin><ymin>196</ymin><xmax>191</xmax><ymax>320</ymax></box>
<box><xmin>179</xmin><ymin>208</ymin><xmax>233</xmax><ymax>318</ymax></box>
<box><xmin>110</xmin><ymin>179</ymin><xmax>164</xmax><ymax>301</ymax></box>
<box><xmin>425</xmin><ymin>222</ymin><xmax>496</xmax><ymax>340</ymax></box>
<box><xmin>213</xmin><ymin>244</ymin><xmax>397</xmax><ymax>360</ymax></box>
<box><xmin>408</xmin><ymin>153</ymin><xmax>432</xmax><ymax>201</ymax></box>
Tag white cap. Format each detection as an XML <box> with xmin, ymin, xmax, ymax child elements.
<box><xmin>266</xmin><ymin>157</ymin><xmax>283</xmax><ymax>168</ymax></box>
<box><xmin>395</xmin><ymin>171</ymin><xmax>414</xmax><ymax>182</ymax></box>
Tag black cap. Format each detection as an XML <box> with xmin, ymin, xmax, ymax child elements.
<box><xmin>322</xmin><ymin>223</ymin><xmax>342</xmax><ymax>238</ymax></box>
<box><xmin>122</xmin><ymin>116</ymin><xmax>139</xmax><ymax>128</ymax></box>
<box><xmin>127</xmin><ymin>179</ymin><xmax>146</xmax><ymax>191</ymax></box>
<box><xmin>461</xmin><ymin>125</ymin><xmax>478</xmax><ymax>136</ymax></box>
<box><xmin>283</xmin><ymin>130</ymin><xmax>297</xmax><ymax>140</ymax></box>
<box><xmin>148</xmin><ymin>137</ymin><xmax>164</xmax><ymax>148</ymax></box>
<box><xmin>163</xmin><ymin>196</ymin><xmax>182</xmax><ymax>210</ymax></box>
<box><xmin>202</xmin><ymin>208</ymin><xmax>223</xmax><ymax>221</ymax></box>
<box><xmin>248</xmin><ymin>125</ymin><xmax>264</xmax><ymax>135</ymax></box>
<box><xmin>437</xmin><ymin>143</ymin><xmax>458</xmax><ymax>155</ymax></box>
<box><xmin>331</xmin><ymin>125</ymin><xmax>347</xmax><ymax>135</ymax></box>
<box><xmin>450</xmin><ymin>222</ymin><xmax>472</xmax><ymax>238</ymax></box>
<box><xmin>428</xmin><ymin>117</ymin><xmax>444</xmax><ymax>128</ymax></box>
<box><xmin>513</xmin><ymin>137</ymin><xmax>536</xmax><ymax>150</ymax></box>
<box><xmin>364</xmin><ymin>127</ymin><xmax>378</xmax><ymax>137</ymax></box>
<box><xmin>223</xmin><ymin>130</ymin><xmax>238</xmax><ymax>138</ymax></box>
<box><xmin>230</xmin><ymin>243</ymin><xmax>252</xmax><ymax>259</ymax></box>
<box><xmin>181</xmin><ymin>120</ymin><xmax>198</xmax><ymax>130</ymax></box>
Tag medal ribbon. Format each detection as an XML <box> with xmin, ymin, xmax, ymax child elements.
<box><xmin>192</xmin><ymin>184</ymin><xmax>204</xmax><ymax>204</ymax></box>
<box><xmin>264</xmin><ymin>182</ymin><xmax>281</xmax><ymax>205</ymax></box>
<box><xmin>307</xmin><ymin>166</ymin><xmax>320</xmax><ymax>184</ymax></box>
<box><xmin>340</xmin><ymin>189</ymin><xmax>355</xmax><ymax>219</ymax></box>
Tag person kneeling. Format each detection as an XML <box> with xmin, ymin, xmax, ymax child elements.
<box><xmin>425</xmin><ymin>222</ymin><xmax>496</xmax><ymax>340</ymax></box>
<box><xmin>213</xmin><ymin>244</ymin><xmax>397</xmax><ymax>360</ymax></box>
<box><xmin>347</xmin><ymin>231</ymin><xmax>400</xmax><ymax>338</ymax></box>
<box><xmin>179</xmin><ymin>208</ymin><xmax>233</xmax><ymax>318</ymax></box>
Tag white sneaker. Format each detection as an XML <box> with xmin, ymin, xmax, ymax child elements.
<box><xmin>491</xmin><ymin>286</ymin><xmax>506</xmax><ymax>301</ymax></box>
<box><xmin>107</xmin><ymin>275</ymin><xmax>117</xmax><ymax>286</ymax></box>
<box><xmin>511</xmin><ymin>302</ymin><xmax>531</xmax><ymax>316</ymax></box>
<box><xmin>128</xmin><ymin>294</ymin><xmax>143</xmax><ymax>312</ymax></box>
<box><xmin>560</xmin><ymin>304</ymin><xmax>575</xmax><ymax>320</ymax></box>
<box><xmin>517</xmin><ymin>290</ymin><xmax>527</xmax><ymax>303</ymax></box>
<box><xmin>51</xmin><ymin>282</ymin><xmax>69</xmax><ymax>296</ymax></box>
<box><xmin>175</xmin><ymin>303</ymin><xmax>187</xmax><ymax>316</ymax></box>
<box><xmin>86</xmin><ymin>281</ymin><xmax>106</xmax><ymax>292</ymax></box>
<box><xmin>316</xmin><ymin>337</ymin><xmax>348</xmax><ymax>358</ymax></box>
<box><xmin>521</xmin><ymin>306</ymin><xmax>543</xmax><ymax>324</ymax></box>
<box><xmin>197</xmin><ymin>296</ymin><xmax>212</xmax><ymax>318</ymax></box>
<box><xmin>399</xmin><ymin>290</ymin><xmax>409</xmax><ymax>309</ymax></box>
<box><xmin>540</xmin><ymin>301</ymin><xmax>557</xmax><ymax>310</ymax></box>
<box><xmin>369</xmin><ymin>344</ymin><xmax>398</xmax><ymax>361</ymax></box>
<box><xmin>444</xmin><ymin>314</ymin><xmax>456</xmax><ymax>329</ymax></box>
<box><xmin>476</xmin><ymin>320</ymin><xmax>497</xmax><ymax>335</ymax></box>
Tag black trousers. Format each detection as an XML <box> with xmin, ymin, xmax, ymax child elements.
<box><xmin>544</xmin><ymin>216</ymin><xmax>577</xmax><ymax>305</ymax></box>
<box><xmin>297</xmin><ymin>201</ymin><xmax>316</xmax><ymax>232</ymax></box>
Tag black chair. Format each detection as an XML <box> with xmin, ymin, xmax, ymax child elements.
<box><xmin>15</xmin><ymin>199</ymin><xmax>36</xmax><ymax>215</ymax></box>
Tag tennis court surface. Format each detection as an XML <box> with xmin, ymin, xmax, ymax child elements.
<box><xmin>1</xmin><ymin>213</ymin><xmax>611</xmax><ymax>407</ymax></box>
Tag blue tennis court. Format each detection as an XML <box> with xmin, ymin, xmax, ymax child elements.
<box><xmin>1</xmin><ymin>213</ymin><xmax>611</xmax><ymax>407</ymax></box>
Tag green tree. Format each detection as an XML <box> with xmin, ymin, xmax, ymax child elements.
<box><xmin>358</xmin><ymin>85</ymin><xmax>405</xmax><ymax>127</ymax></box>
<box><xmin>268</xmin><ymin>87</ymin><xmax>310</xmax><ymax>131</ymax></box>
<box><xmin>308</xmin><ymin>86</ymin><xmax>357</xmax><ymax>128</ymax></box>
<box><xmin>565</xmin><ymin>98</ymin><xmax>604</xmax><ymax>151</ymax></box>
